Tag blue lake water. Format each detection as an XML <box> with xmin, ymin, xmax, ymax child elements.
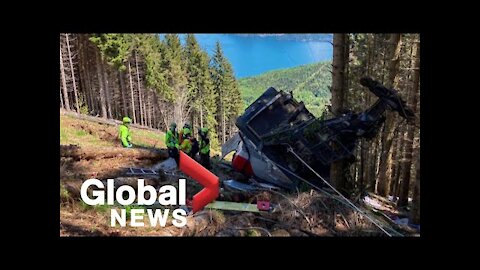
<box><xmin>174</xmin><ymin>34</ymin><xmax>333</xmax><ymax>79</ymax></box>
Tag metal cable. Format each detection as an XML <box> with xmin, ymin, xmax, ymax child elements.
<box><xmin>265</xmin><ymin>159</ymin><xmax>400</xmax><ymax>236</ymax></box>
<box><xmin>280</xmin><ymin>145</ymin><xmax>399</xmax><ymax>236</ymax></box>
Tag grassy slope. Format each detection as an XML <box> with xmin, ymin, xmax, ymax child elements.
<box><xmin>60</xmin><ymin>114</ymin><xmax>166</xmax><ymax>148</ymax></box>
<box><xmin>60</xmin><ymin>114</ymin><xmax>172</xmax><ymax>236</ymax></box>
<box><xmin>239</xmin><ymin>61</ymin><xmax>332</xmax><ymax>117</ymax></box>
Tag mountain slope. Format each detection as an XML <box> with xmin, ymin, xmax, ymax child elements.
<box><xmin>239</xmin><ymin>61</ymin><xmax>332</xmax><ymax>117</ymax></box>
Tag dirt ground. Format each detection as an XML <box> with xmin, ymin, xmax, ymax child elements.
<box><xmin>60</xmin><ymin>146</ymin><xmax>411</xmax><ymax>237</ymax></box>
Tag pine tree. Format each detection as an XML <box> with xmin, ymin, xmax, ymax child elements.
<box><xmin>141</xmin><ymin>34</ymin><xmax>171</xmax><ymax>100</ymax></box>
<box><xmin>330</xmin><ymin>33</ymin><xmax>350</xmax><ymax>193</ymax></box>
<box><xmin>221</xmin><ymin>60</ymin><xmax>242</xmax><ymax>139</ymax></box>
<box><xmin>201</xmin><ymin>51</ymin><xmax>219</xmax><ymax>148</ymax></box>
<box><xmin>140</xmin><ymin>34</ymin><xmax>172</xmax><ymax>129</ymax></box>
<box><xmin>135</xmin><ymin>49</ymin><xmax>145</xmax><ymax>126</ymax></box>
<box><xmin>398</xmin><ymin>36</ymin><xmax>420</xmax><ymax>208</ymax></box>
<box><xmin>410</xmin><ymin>150</ymin><xmax>420</xmax><ymax>224</ymax></box>
<box><xmin>184</xmin><ymin>34</ymin><xmax>220</xmax><ymax>147</ymax></box>
<box><xmin>127</xmin><ymin>59</ymin><xmax>137</xmax><ymax>123</ymax></box>
<box><xmin>164</xmin><ymin>34</ymin><xmax>189</xmax><ymax>128</ymax></box>
<box><xmin>211</xmin><ymin>41</ymin><xmax>242</xmax><ymax>144</ymax></box>
<box><xmin>85</xmin><ymin>33</ymin><xmax>165</xmax><ymax>126</ymax></box>
<box><xmin>90</xmin><ymin>34</ymin><xmax>128</xmax><ymax>119</ymax></box>
<box><xmin>94</xmin><ymin>49</ymin><xmax>108</xmax><ymax>118</ymax></box>
<box><xmin>211</xmin><ymin>41</ymin><xmax>228</xmax><ymax>143</ymax></box>
<box><xmin>185</xmin><ymin>34</ymin><xmax>204</xmax><ymax>130</ymax></box>
<box><xmin>345</xmin><ymin>33</ymin><xmax>372</xmax><ymax>190</ymax></box>
<box><xmin>65</xmin><ymin>33</ymin><xmax>80</xmax><ymax>113</ymax></box>
<box><xmin>77</xmin><ymin>34</ymin><xmax>96</xmax><ymax>115</ymax></box>
<box><xmin>377</xmin><ymin>34</ymin><xmax>402</xmax><ymax>196</ymax></box>
<box><xmin>60</xmin><ymin>46</ymin><xmax>71</xmax><ymax>111</ymax></box>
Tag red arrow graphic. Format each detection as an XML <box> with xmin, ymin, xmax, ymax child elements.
<box><xmin>178</xmin><ymin>151</ymin><xmax>219</xmax><ymax>213</ymax></box>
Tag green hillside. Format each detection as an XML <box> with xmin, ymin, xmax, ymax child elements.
<box><xmin>239</xmin><ymin>61</ymin><xmax>332</xmax><ymax>117</ymax></box>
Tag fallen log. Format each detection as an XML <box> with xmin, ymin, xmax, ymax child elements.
<box><xmin>60</xmin><ymin>145</ymin><xmax>167</xmax><ymax>161</ymax></box>
<box><xmin>61</xmin><ymin>109</ymin><xmax>161</xmax><ymax>132</ymax></box>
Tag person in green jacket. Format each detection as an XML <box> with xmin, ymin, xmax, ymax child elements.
<box><xmin>178</xmin><ymin>122</ymin><xmax>191</xmax><ymax>145</ymax></box>
<box><xmin>179</xmin><ymin>127</ymin><xmax>192</xmax><ymax>156</ymax></box>
<box><xmin>199</xmin><ymin>127</ymin><xmax>211</xmax><ymax>169</ymax></box>
<box><xmin>119</xmin><ymin>117</ymin><xmax>133</xmax><ymax>148</ymax></box>
<box><xmin>165</xmin><ymin>122</ymin><xmax>179</xmax><ymax>161</ymax></box>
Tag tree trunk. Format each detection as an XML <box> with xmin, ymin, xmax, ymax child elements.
<box><xmin>118</xmin><ymin>70</ymin><xmax>128</xmax><ymax>116</ymax></box>
<box><xmin>147</xmin><ymin>90</ymin><xmax>153</xmax><ymax>128</ymax></box>
<box><xmin>398</xmin><ymin>38</ymin><xmax>420</xmax><ymax>208</ymax></box>
<box><xmin>128</xmin><ymin>60</ymin><xmax>137</xmax><ymax>123</ymax></box>
<box><xmin>200</xmin><ymin>105</ymin><xmax>204</xmax><ymax>128</ymax></box>
<box><xmin>361</xmin><ymin>79</ymin><xmax>372</xmax><ymax>189</ymax></box>
<box><xmin>65</xmin><ymin>34</ymin><xmax>80</xmax><ymax>114</ymax></box>
<box><xmin>330</xmin><ymin>33</ymin><xmax>349</xmax><ymax>192</ymax></box>
<box><xmin>144</xmin><ymin>89</ymin><xmax>149</xmax><ymax>128</ymax></box>
<box><xmin>410</xmin><ymin>151</ymin><xmax>420</xmax><ymax>224</ymax></box>
<box><xmin>153</xmin><ymin>95</ymin><xmax>157</xmax><ymax>129</ymax></box>
<box><xmin>152</xmin><ymin>100</ymin><xmax>156</xmax><ymax>129</ymax></box>
<box><xmin>112</xmin><ymin>74</ymin><xmax>119</xmax><ymax>119</ymax></box>
<box><xmin>388</xmin><ymin>134</ymin><xmax>399</xmax><ymax>196</ymax></box>
<box><xmin>80</xmin><ymin>36</ymin><xmax>95</xmax><ymax>115</ymax></box>
<box><xmin>101</xmin><ymin>59</ymin><xmax>113</xmax><ymax>119</ymax></box>
<box><xmin>222</xmin><ymin>108</ymin><xmax>226</xmax><ymax>143</ymax></box>
<box><xmin>95</xmin><ymin>51</ymin><xmax>107</xmax><ymax>118</ymax></box>
<box><xmin>144</xmin><ymin>91</ymin><xmax>149</xmax><ymax>127</ymax></box>
<box><xmin>398</xmin><ymin>125</ymin><xmax>414</xmax><ymax>208</ymax></box>
<box><xmin>87</xmin><ymin>60</ymin><xmax>96</xmax><ymax>115</ymax></box>
<box><xmin>343</xmin><ymin>34</ymin><xmax>350</xmax><ymax>107</ymax></box>
<box><xmin>190</xmin><ymin>113</ymin><xmax>196</xmax><ymax>134</ymax></box>
<box><xmin>78</xmin><ymin>37</ymin><xmax>89</xmax><ymax>113</ymax></box>
<box><xmin>91</xmin><ymin>66</ymin><xmax>100</xmax><ymax>116</ymax></box>
<box><xmin>331</xmin><ymin>34</ymin><xmax>347</xmax><ymax>115</ymax></box>
<box><xmin>358</xmin><ymin>140</ymin><xmax>365</xmax><ymax>190</ymax></box>
<box><xmin>369</xmin><ymin>134</ymin><xmax>380</xmax><ymax>191</ymax></box>
<box><xmin>367</xmin><ymin>34</ymin><xmax>374</xmax><ymax>76</ymax></box>
<box><xmin>174</xmin><ymin>90</ymin><xmax>186</xmax><ymax>130</ymax></box>
<box><xmin>380</xmin><ymin>34</ymin><xmax>388</xmax><ymax>84</ymax></box>
<box><xmin>361</xmin><ymin>34</ymin><xmax>375</xmax><ymax>190</ymax></box>
<box><xmin>377</xmin><ymin>34</ymin><xmax>402</xmax><ymax>196</ymax></box>
<box><xmin>60</xmin><ymin>85</ymin><xmax>64</xmax><ymax>108</ymax></box>
<box><xmin>392</xmin><ymin>121</ymin><xmax>406</xmax><ymax>199</ymax></box>
<box><xmin>60</xmin><ymin>47</ymin><xmax>71</xmax><ymax>111</ymax></box>
<box><xmin>84</xmin><ymin>61</ymin><xmax>94</xmax><ymax>115</ymax></box>
<box><xmin>361</xmin><ymin>128</ymin><xmax>371</xmax><ymax>189</ymax></box>
<box><xmin>135</xmin><ymin>51</ymin><xmax>144</xmax><ymax>126</ymax></box>
<box><xmin>143</xmin><ymin>92</ymin><xmax>147</xmax><ymax>127</ymax></box>
<box><xmin>364</xmin><ymin>143</ymin><xmax>373</xmax><ymax>191</ymax></box>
